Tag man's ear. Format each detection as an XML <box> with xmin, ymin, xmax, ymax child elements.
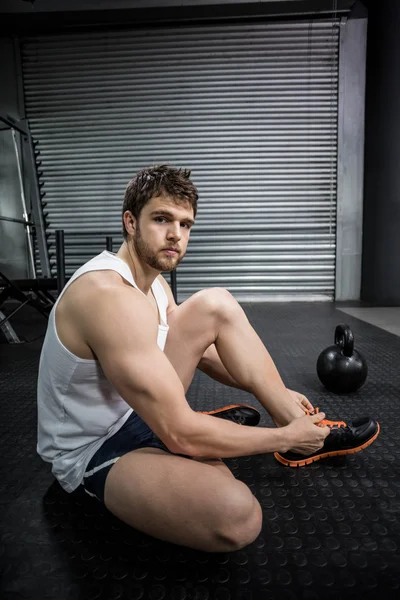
<box><xmin>123</xmin><ymin>210</ymin><xmax>136</xmax><ymax>235</ymax></box>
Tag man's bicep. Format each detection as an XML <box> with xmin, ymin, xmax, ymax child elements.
<box><xmin>101</xmin><ymin>346</ymin><xmax>196</xmax><ymax>454</ymax></box>
<box><xmin>99</xmin><ymin>343</ymin><xmax>187</xmax><ymax>446</ymax></box>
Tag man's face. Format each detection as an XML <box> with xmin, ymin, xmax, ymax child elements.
<box><xmin>131</xmin><ymin>195</ymin><xmax>194</xmax><ymax>272</ymax></box>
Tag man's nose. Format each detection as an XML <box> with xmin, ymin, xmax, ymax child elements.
<box><xmin>167</xmin><ymin>222</ymin><xmax>181</xmax><ymax>240</ymax></box>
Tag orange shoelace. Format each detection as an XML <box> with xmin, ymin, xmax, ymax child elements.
<box><xmin>311</xmin><ymin>407</ymin><xmax>347</xmax><ymax>429</ymax></box>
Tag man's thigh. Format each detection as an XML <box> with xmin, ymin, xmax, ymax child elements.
<box><xmin>104</xmin><ymin>447</ymin><xmax>261</xmax><ymax>552</ymax></box>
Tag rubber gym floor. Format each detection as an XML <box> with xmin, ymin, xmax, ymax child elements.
<box><xmin>0</xmin><ymin>302</ymin><xmax>399</xmax><ymax>600</ymax></box>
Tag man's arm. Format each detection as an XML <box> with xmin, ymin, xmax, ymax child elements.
<box><xmin>76</xmin><ymin>281</ymin><xmax>306</xmax><ymax>458</ymax></box>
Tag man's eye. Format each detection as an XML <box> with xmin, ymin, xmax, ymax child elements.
<box><xmin>154</xmin><ymin>217</ymin><xmax>166</xmax><ymax>223</ymax></box>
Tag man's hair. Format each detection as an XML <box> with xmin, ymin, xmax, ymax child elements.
<box><xmin>122</xmin><ymin>164</ymin><xmax>198</xmax><ymax>239</ymax></box>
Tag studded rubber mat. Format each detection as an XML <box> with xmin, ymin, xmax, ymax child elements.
<box><xmin>0</xmin><ymin>302</ymin><xmax>399</xmax><ymax>600</ymax></box>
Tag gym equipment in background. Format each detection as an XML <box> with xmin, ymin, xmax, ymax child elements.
<box><xmin>316</xmin><ymin>323</ymin><xmax>368</xmax><ymax>394</ymax></box>
<box><xmin>0</xmin><ymin>113</ymin><xmax>50</xmax><ymax>279</ymax></box>
<box><xmin>0</xmin><ymin>231</ymin><xmax>106</xmax><ymax>344</ymax></box>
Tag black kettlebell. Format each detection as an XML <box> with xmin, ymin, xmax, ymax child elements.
<box><xmin>316</xmin><ymin>324</ymin><xmax>368</xmax><ymax>394</ymax></box>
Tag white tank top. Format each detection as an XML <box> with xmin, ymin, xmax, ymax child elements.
<box><xmin>37</xmin><ymin>251</ymin><xmax>169</xmax><ymax>493</ymax></box>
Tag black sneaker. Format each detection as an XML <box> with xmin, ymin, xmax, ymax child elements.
<box><xmin>274</xmin><ymin>411</ymin><xmax>380</xmax><ymax>467</ymax></box>
<box><xmin>199</xmin><ymin>404</ymin><xmax>260</xmax><ymax>426</ymax></box>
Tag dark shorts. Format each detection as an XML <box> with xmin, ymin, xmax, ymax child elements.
<box><xmin>80</xmin><ymin>411</ymin><xmax>190</xmax><ymax>503</ymax></box>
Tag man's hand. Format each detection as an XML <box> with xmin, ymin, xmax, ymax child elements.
<box><xmin>287</xmin><ymin>389</ymin><xmax>315</xmax><ymax>415</ymax></box>
<box><xmin>284</xmin><ymin>412</ymin><xmax>330</xmax><ymax>455</ymax></box>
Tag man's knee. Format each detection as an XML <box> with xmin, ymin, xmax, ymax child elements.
<box><xmin>213</xmin><ymin>485</ymin><xmax>263</xmax><ymax>551</ymax></box>
<box><xmin>194</xmin><ymin>287</ymin><xmax>243</xmax><ymax>323</ymax></box>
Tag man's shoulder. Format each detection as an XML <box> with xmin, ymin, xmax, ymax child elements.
<box><xmin>56</xmin><ymin>269</ymin><xmax>153</xmax><ymax>348</ymax></box>
<box><xmin>75</xmin><ymin>269</ymin><xmax>125</xmax><ymax>290</ymax></box>
<box><xmin>60</xmin><ymin>270</ymin><xmax>139</xmax><ymax>314</ymax></box>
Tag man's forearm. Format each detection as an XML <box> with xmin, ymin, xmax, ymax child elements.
<box><xmin>178</xmin><ymin>411</ymin><xmax>289</xmax><ymax>459</ymax></box>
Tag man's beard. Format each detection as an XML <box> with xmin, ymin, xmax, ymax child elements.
<box><xmin>132</xmin><ymin>224</ymin><xmax>184</xmax><ymax>272</ymax></box>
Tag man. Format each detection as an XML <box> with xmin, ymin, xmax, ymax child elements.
<box><xmin>37</xmin><ymin>165</ymin><xmax>380</xmax><ymax>553</ymax></box>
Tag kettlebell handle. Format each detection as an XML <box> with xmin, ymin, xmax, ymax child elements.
<box><xmin>334</xmin><ymin>324</ymin><xmax>354</xmax><ymax>357</ymax></box>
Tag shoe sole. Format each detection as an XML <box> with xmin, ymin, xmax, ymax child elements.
<box><xmin>199</xmin><ymin>404</ymin><xmax>260</xmax><ymax>426</ymax></box>
<box><xmin>274</xmin><ymin>422</ymin><xmax>380</xmax><ymax>467</ymax></box>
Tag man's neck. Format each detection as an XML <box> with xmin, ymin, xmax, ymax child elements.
<box><xmin>115</xmin><ymin>242</ymin><xmax>159</xmax><ymax>296</ymax></box>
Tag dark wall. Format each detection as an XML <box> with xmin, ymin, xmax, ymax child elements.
<box><xmin>361</xmin><ymin>1</ymin><xmax>400</xmax><ymax>304</ymax></box>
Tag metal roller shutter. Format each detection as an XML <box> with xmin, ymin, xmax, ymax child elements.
<box><xmin>22</xmin><ymin>20</ymin><xmax>339</xmax><ymax>301</ymax></box>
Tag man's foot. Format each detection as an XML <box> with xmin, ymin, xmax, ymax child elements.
<box><xmin>199</xmin><ymin>404</ymin><xmax>260</xmax><ymax>426</ymax></box>
<box><xmin>274</xmin><ymin>409</ymin><xmax>380</xmax><ymax>467</ymax></box>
